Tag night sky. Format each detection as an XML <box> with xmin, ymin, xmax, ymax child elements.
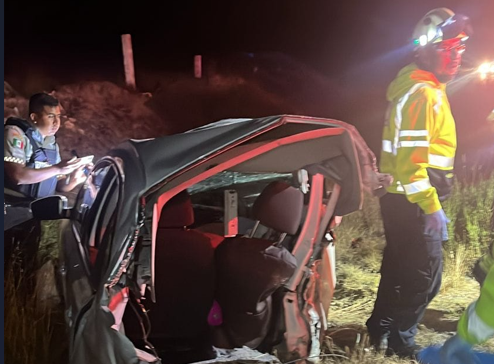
<box><xmin>5</xmin><ymin>0</ymin><xmax>494</xmax><ymax>156</ymax></box>
<box><xmin>6</xmin><ymin>1</ymin><xmax>494</xmax><ymax>71</ymax></box>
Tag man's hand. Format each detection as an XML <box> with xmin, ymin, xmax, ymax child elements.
<box><xmin>70</xmin><ymin>165</ymin><xmax>88</xmax><ymax>186</ymax></box>
<box><xmin>440</xmin><ymin>335</ymin><xmax>478</xmax><ymax>364</ymax></box>
<box><xmin>57</xmin><ymin>162</ymin><xmax>93</xmax><ymax>192</ymax></box>
<box><xmin>57</xmin><ymin>158</ymin><xmax>85</xmax><ymax>175</ymax></box>
<box><xmin>424</xmin><ymin>208</ymin><xmax>449</xmax><ymax>239</ymax></box>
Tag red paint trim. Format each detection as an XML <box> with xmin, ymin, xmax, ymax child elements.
<box><xmin>156</xmin><ymin>127</ymin><xmax>346</xmax><ymax>212</ymax></box>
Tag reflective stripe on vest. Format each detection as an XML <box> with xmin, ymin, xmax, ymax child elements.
<box><xmin>429</xmin><ymin>154</ymin><xmax>454</xmax><ymax>168</ymax></box>
<box><xmin>399</xmin><ymin>130</ymin><xmax>429</xmax><ymax>137</ymax></box>
<box><xmin>403</xmin><ymin>179</ymin><xmax>432</xmax><ymax>195</ymax></box>
<box><xmin>399</xmin><ymin>141</ymin><xmax>430</xmax><ymax>148</ymax></box>
<box><xmin>393</xmin><ymin>83</ymin><xmax>430</xmax><ymax>155</ymax></box>
<box><xmin>383</xmin><ymin>140</ymin><xmax>393</xmax><ymax>153</ymax></box>
<box><xmin>465</xmin><ymin>302</ymin><xmax>494</xmax><ymax>343</ymax></box>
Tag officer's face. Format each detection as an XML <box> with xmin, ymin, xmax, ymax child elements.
<box><xmin>418</xmin><ymin>38</ymin><xmax>466</xmax><ymax>83</ymax></box>
<box><xmin>31</xmin><ymin>105</ymin><xmax>62</xmax><ymax>137</ymax></box>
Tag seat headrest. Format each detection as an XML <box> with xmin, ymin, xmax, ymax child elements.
<box><xmin>158</xmin><ymin>191</ymin><xmax>194</xmax><ymax>228</ymax></box>
<box><xmin>252</xmin><ymin>181</ymin><xmax>303</xmax><ymax>235</ymax></box>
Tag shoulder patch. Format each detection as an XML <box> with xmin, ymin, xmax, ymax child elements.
<box><xmin>4</xmin><ymin>125</ymin><xmax>28</xmax><ymax>163</ymax></box>
<box><xmin>5</xmin><ymin>126</ymin><xmax>26</xmax><ymax>149</ymax></box>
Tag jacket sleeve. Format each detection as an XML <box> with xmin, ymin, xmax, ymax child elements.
<box><xmin>395</xmin><ymin>88</ymin><xmax>442</xmax><ymax>214</ymax></box>
<box><xmin>458</xmin><ymin>265</ymin><xmax>494</xmax><ymax>344</ymax></box>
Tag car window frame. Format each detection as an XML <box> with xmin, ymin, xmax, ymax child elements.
<box><xmin>71</xmin><ymin>158</ymin><xmax>124</xmax><ymax>285</ymax></box>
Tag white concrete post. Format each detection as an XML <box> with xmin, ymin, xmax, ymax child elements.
<box><xmin>121</xmin><ymin>34</ymin><xmax>136</xmax><ymax>90</ymax></box>
<box><xmin>194</xmin><ymin>55</ymin><xmax>202</xmax><ymax>79</ymax></box>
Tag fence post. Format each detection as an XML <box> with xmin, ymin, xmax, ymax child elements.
<box><xmin>194</xmin><ymin>55</ymin><xmax>202</xmax><ymax>79</ymax></box>
<box><xmin>121</xmin><ymin>34</ymin><xmax>136</xmax><ymax>90</ymax></box>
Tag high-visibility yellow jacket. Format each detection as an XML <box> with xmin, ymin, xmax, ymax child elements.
<box><xmin>458</xmin><ymin>264</ymin><xmax>494</xmax><ymax>344</ymax></box>
<box><xmin>380</xmin><ymin>63</ymin><xmax>457</xmax><ymax>214</ymax></box>
<box><xmin>478</xmin><ymin>242</ymin><xmax>494</xmax><ymax>278</ymax></box>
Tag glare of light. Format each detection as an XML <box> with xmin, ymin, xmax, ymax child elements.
<box><xmin>478</xmin><ymin>61</ymin><xmax>494</xmax><ymax>80</ymax></box>
<box><xmin>479</xmin><ymin>63</ymin><xmax>490</xmax><ymax>74</ymax></box>
<box><xmin>419</xmin><ymin>35</ymin><xmax>428</xmax><ymax>46</ymax></box>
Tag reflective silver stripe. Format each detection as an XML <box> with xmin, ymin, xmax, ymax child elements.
<box><xmin>399</xmin><ymin>130</ymin><xmax>429</xmax><ymax>137</ymax></box>
<box><xmin>399</xmin><ymin>141</ymin><xmax>430</xmax><ymax>148</ymax></box>
<box><xmin>396</xmin><ymin>181</ymin><xmax>405</xmax><ymax>192</ymax></box>
<box><xmin>466</xmin><ymin>303</ymin><xmax>494</xmax><ymax>343</ymax></box>
<box><xmin>429</xmin><ymin>154</ymin><xmax>454</xmax><ymax>168</ymax></box>
<box><xmin>4</xmin><ymin>156</ymin><xmax>25</xmax><ymax>164</ymax></box>
<box><xmin>382</xmin><ymin>140</ymin><xmax>393</xmax><ymax>153</ymax></box>
<box><xmin>403</xmin><ymin>179</ymin><xmax>432</xmax><ymax>195</ymax></box>
<box><xmin>394</xmin><ymin>83</ymin><xmax>429</xmax><ymax>155</ymax></box>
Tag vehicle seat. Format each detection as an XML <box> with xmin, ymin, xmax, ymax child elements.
<box><xmin>214</xmin><ymin>181</ymin><xmax>302</xmax><ymax>349</ymax></box>
<box><xmin>146</xmin><ymin>191</ymin><xmax>217</xmax><ymax>363</ymax></box>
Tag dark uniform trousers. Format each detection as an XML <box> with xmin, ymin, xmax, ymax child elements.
<box><xmin>366</xmin><ymin>192</ymin><xmax>443</xmax><ymax>351</ymax></box>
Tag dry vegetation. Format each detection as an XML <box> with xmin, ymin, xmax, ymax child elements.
<box><xmin>4</xmin><ymin>81</ymin><xmax>169</xmax><ymax>160</ymax></box>
<box><xmin>327</xmin><ymin>176</ymin><xmax>494</xmax><ymax>363</ymax></box>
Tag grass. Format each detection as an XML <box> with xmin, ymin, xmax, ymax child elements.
<box><xmin>326</xmin><ymin>174</ymin><xmax>494</xmax><ymax>363</ymax></box>
<box><xmin>4</xmin><ymin>268</ymin><xmax>62</xmax><ymax>364</ymax></box>
<box><xmin>4</xmin><ymin>221</ymin><xmax>67</xmax><ymax>364</ymax></box>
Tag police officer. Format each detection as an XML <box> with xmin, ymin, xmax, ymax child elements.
<box><xmin>4</xmin><ymin>93</ymin><xmax>86</xmax><ymax>198</ymax></box>
<box><xmin>4</xmin><ymin>93</ymin><xmax>87</xmax><ymax>273</ymax></box>
<box><xmin>366</xmin><ymin>8</ymin><xmax>472</xmax><ymax>358</ymax></box>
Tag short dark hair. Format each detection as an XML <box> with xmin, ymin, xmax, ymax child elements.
<box><xmin>28</xmin><ymin>93</ymin><xmax>60</xmax><ymax>115</ymax></box>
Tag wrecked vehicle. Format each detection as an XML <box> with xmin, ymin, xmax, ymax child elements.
<box><xmin>31</xmin><ymin>115</ymin><xmax>390</xmax><ymax>364</ymax></box>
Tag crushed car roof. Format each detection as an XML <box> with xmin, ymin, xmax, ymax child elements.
<box><xmin>103</xmin><ymin>115</ymin><xmax>382</xmax><ymax>286</ymax></box>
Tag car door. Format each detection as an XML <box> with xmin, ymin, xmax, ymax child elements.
<box><xmin>61</xmin><ymin>157</ymin><xmax>124</xmax><ymax>343</ymax></box>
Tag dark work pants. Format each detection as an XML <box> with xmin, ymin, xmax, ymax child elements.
<box><xmin>366</xmin><ymin>193</ymin><xmax>443</xmax><ymax>351</ymax></box>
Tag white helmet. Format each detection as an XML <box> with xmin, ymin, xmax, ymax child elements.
<box><xmin>413</xmin><ymin>8</ymin><xmax>472</xmax><ymax>47</ymax></box>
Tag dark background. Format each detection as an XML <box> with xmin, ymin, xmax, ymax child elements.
<box><xmin>6</xmin><ymin>1</ymin><xmax>494</xmax><ymax>77</ymax></box>
<box><xmin>4</xmin><ymin>0</ymin><xmax>494</xmax><ymax>159</ymax></box>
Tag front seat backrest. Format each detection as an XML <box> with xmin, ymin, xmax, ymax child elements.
<box><xmin>215</xmin><ymin>181</ymin><xmax>302</xmax><ymax>349</ymax></box>
<box><xmin>252</xmin><ymin>181</ymin><xmax>304</xmax><ymax>235</ymax></box>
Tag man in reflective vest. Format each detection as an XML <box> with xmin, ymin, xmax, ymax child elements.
<box><xmin>366</xmin><ymin>8</ymin><xmax>473</xmax><ymax>358</ymax></box>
